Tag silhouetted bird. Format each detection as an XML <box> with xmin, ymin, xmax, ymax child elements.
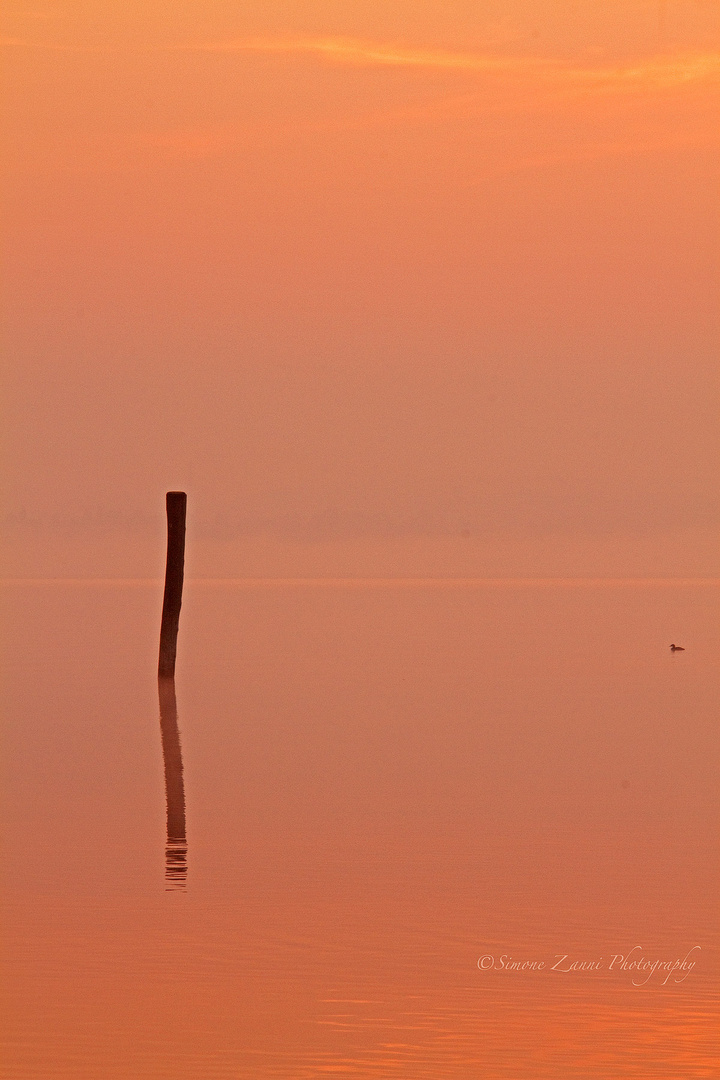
<box><xmin>670</xmin><ymin>644</ymin><xmax>685</xmax><ymax>651</ymax></box>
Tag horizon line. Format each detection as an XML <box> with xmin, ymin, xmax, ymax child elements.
<box><xmin>1</xmin><ymin>576</ymin><xmax>718</xmax><ymax>587</ymax></box>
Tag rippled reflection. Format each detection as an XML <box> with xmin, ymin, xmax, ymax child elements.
<box><xmin>158</xmin><ymin>676</ymin><xmax>187</xmax><ymax>890</ymax></box>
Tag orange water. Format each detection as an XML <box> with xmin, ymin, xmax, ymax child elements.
<box><xmin>2</xmin><ymin>580</ymin><xmax>718</xmax><ymax>1077</ymax></box>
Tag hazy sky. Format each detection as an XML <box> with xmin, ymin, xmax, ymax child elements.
<box><xmin>2</xmin><ymin>1</ymin><xmax>718</xmax><ymax>576</ymax></box>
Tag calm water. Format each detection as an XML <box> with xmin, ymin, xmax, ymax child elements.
<box><xmin>1</xmin><ymin>579</ymin><xmax>718</xmax><ymax>1078</ymax></box>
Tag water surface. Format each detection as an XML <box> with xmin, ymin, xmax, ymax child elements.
<box><xmin>2</xmin><ymin>579</ymin><xmax>718</xmax><ymax>1077</ymax></box>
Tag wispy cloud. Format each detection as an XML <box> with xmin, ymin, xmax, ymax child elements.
<box><xmin>3</xmin><ymin>31</ymin><xmax>719</xmax><ymax>92</ymax></box>
<box><xmin>3</xmin><ymin>33</ymin><xmax>716</xmax><ymax>176</ymax></box>
<box><xmin>168</xmin><ymin>35</ymin><xmax>719</xmax><ymax>92</ymax></box>
<box><xmin>171</xmin><ymin>36</ymin><xmax>535</xmax><ymax>72</ymax></box>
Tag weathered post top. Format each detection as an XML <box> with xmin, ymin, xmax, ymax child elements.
<box><xmin>158</xmin><ymin>491</ymin><xmax>187</xmax><ymax>678</ymax></box>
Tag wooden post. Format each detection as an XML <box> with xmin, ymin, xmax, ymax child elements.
<box><xmin>158</xmin><ymin>491</ymin><xmax>186</xmax><ymax>678</ymax></box>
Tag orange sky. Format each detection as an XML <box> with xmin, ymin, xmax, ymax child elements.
<box><xmin>2</xmin><ymin>1</ymin><xmax>718</xmax><ymax>577</ymax></box>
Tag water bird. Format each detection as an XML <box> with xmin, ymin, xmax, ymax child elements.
<box><xmin>670</xmin><ymin>644</ymin><xmax>685</xmax><ymax>651</ymax></box>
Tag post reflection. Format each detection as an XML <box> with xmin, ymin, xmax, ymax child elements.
<box><xmin>158</xmin><ymin>676</ymin><xmax>187</xmax><ymax>890</ymax></box>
